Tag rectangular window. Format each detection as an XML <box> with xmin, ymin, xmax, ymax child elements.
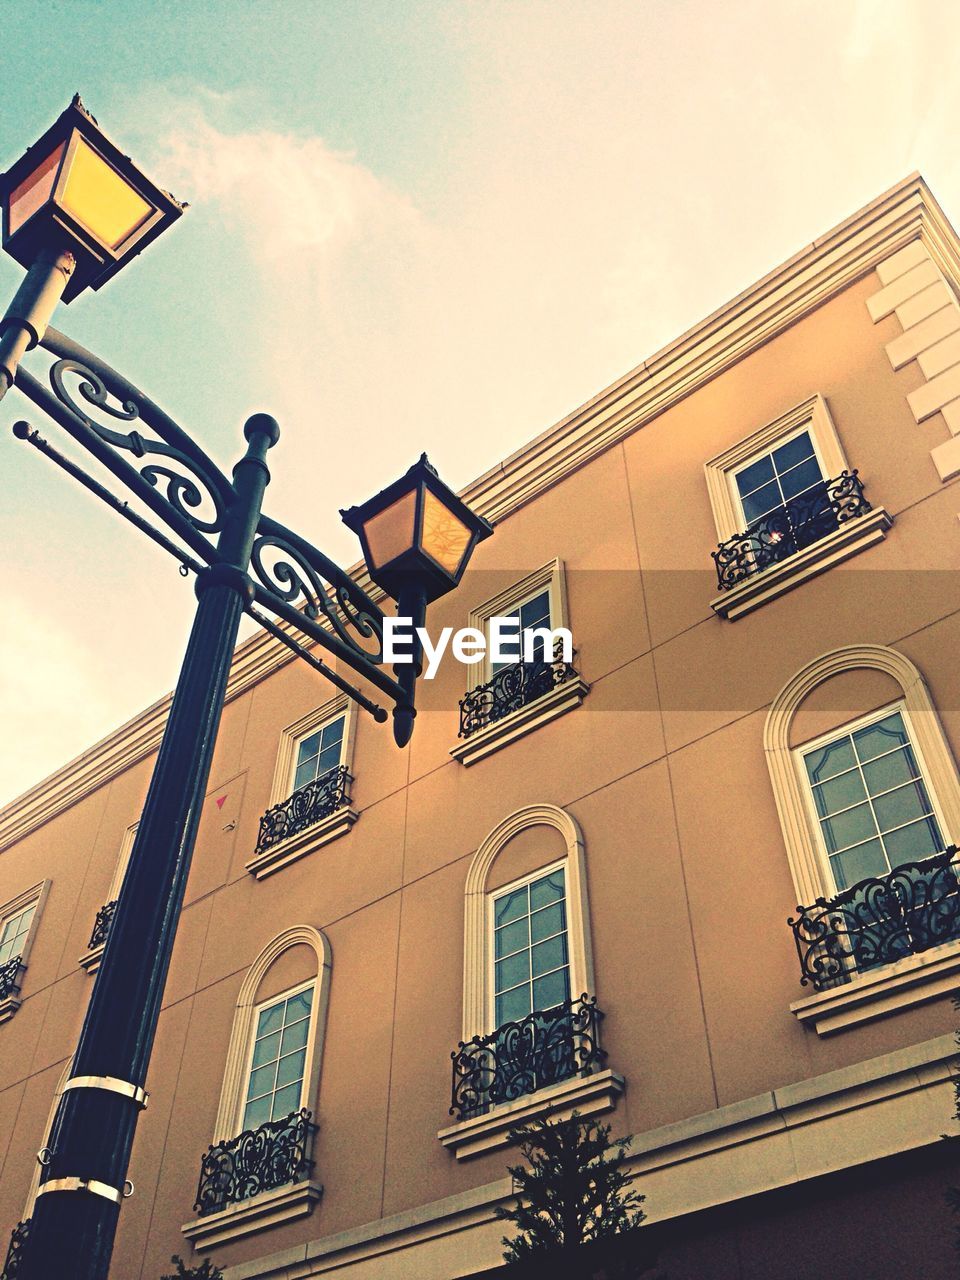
<box><xmin>803</xmin><ymin>708</ymin><xmax>946</xmax><ymax>891</ymax></box>
<box><xmin>242</xmin><ymin>985</ymin><xmax>313</xmax><ymax>1131</ymax></box>
<box><xmin>0</xmin><ymin>903</ymin><xmax>37</xmax><ymax>967</ymax></box>
<box><xmin>732</xmin><ymin>429</ymin><xmax>825</xmax><ymax>529</ymax></box>
<box><xmin>492</xmin><ymin>866</ymin><xmax>570</xmax><ymax>1028</ymax></box>
<box><xmin>292</xmin><ymin>714</ymin><xmax>346</xmax><ymax>794</ymax></box>
<box><xmin>489</xmin><ymin>588</ymin><xmax>553</xmax><ymax>674</ymax></box>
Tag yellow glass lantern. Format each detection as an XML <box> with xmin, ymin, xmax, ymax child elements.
<box><xmin>0</xmin><ymin>96</ymin><xmax>183</xmax><ymax>302</ymax></box>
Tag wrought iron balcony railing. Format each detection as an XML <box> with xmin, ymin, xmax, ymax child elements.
<box><xmin>193</xmin><ymin>1107</ymin><xmax>316</xmax><ymax>1216</ymax></box>
<box><xmin>450</xmin><ymin>994</ymin><xmax>606</xmax><ymax>1120</ymax></box>
<box><xmin>255</xmin><ymin>765</ymin><xmax>351</xmax><ymax>855</ymax></box>
<box><xmin>458</xmin><ymin>642</ymin><xmax>579</xmax><ymax>739</ymax></box>
<box><xmin>87</xmin><ymin>899</ymin><xmax>118</xmax><ymax>950</ymax></box>
<box><xmin>712</xmin><ymin>470</ymin><xmax>872</xmax><ymax>591</ymax></box>
<box><xmin>788</xmin><ymin>847</ymin><xmax>960</xmax><ymax>990</ymax></box>
<box><xmin>0</xmin><ymin>957</ymin><xmax>24</xmax><ymax>1002</ymax></box>
<box><xmin>0</xmin><ymin>1218</ymin><xmax>29</xmax><ymax>1280</ymax></box>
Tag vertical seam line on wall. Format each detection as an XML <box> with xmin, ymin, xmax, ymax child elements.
<box><xmin>619</xmin><ymin>442</ymin><xmax>721</xmax><ymax>1110</ymax></box>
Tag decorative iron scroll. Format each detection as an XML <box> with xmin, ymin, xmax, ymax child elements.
<box><xmin>0</xmin><ymin>958</ymin><xmax>24</xmax><ymax>1002</ymax></box>
<box><xmin>255</xmin><ymin>766</ymin><xmax>351</xmax><ymax>855</ymax></box>
<box><xmin>458</xmin><ymin>642</ymin><xmax>578</xmax><ymax>739</ymax></box>
<box><xmin>250</xmin><ymin>516</ymin><xmax>385</xmax><ymax>663</ymax></box>
<box><xmin>712</xmin><ymin>471</ymin><xmax>872</xmax><ymax>591</ymax></box>
<box><xmin>788</xmin><ymin>847</ymin><xmax>960</xmax><ymax>990</ymax></box>
<box><xmin>194</xmin><ymin>1108</ymin><xmax>315</xmax><ymax>1216</ymax></box>
<box><xmin>88</xmin><ymin>900</ymin><xmax>118</xmax><ymax>950</ymax></box>
<box><xmin>450</xmin><ymin>994</ymin><xmax>605</xmax><ymax>1120</ymax></box>
<box><xmin>0</xmin><ymin>1219</ymin><xmax>30</xmax><ymax>1280</ymax></box>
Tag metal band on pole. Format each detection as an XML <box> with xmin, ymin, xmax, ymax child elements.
<box><xmin>61</xmin><ymin>1076</ymin><xmax>148</xmax><ymax>1109</ymax></box>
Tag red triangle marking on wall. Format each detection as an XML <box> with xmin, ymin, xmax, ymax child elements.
<box><xmin>215</xmin><ymin>795</ymin><xmax>227</xmax><ymax>810</ymax></box>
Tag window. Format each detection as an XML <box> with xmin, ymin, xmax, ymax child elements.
<box><xmin>492</xmin><ymin>865</ymin><xmax>570</xmax><ymax>1027</ymax></box>
<box><xmin>452</xmin><ymin>561</ymin><xmax>588</xmax><ymax>765</ymax></box>
<box><xmin>182</xmin><ymin>927</ymin><xmax>329</xmax><ymax>1248</ymax></box>
<box><xmin>765</xmin><ymin>645</ymin><xmax>960</xmax><ymax>1034</ymax></box>
<box><xmin>81</xmin><ymin>821</ymin><xmax>137</xmax><ymax>973</ymax></box>
<box><xmin>0</xmin><ymin>881</ymin><xmax>48</xmax><ymax>1024</ymax></box>
<box><xmin>440</xmin><ymin>805</ymin><xmax>621</xmax><ymax>1159</ymax></box>
<box><xmin>242</xmin><ymin>984</ymin><xmax>313</xmax><ymax>1131</ymax></box>
<box><xmin>247</xmin><ymin>696</ymin><xmax>357</xmax><ymax>879</ymax></box>
<box><xmin>705</xmin><ymin>395</ymin><xmax>891</xmax><ymax>619</ymax></box>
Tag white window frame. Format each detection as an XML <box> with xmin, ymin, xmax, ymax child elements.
<box><xmin>486</xmin><ymin>857</ymin><xmax>575</xmax><ymax>1035</ymax></box>
<box><xmin>705</xmin><ymin>395</ymin><xmax>892</xmax><ymax>621</ymax></box>
<box><xmin>81</xmin><ymin>822</ymin><xmax>138</xmax><ymax>973</ymax></box>
<box><xmin>246</xmin><ymin>695</ymin><xmax>358</xmax><ymax>879</ymax></box>
<box><xmin>451</xmin><ymin>561</ymin><xmax>589</xmax><ymax>766</ymax></box>
<box><xmin>0</xmin><ymin>880</ymin><xmax>49</xmax><ymax>1024</ymax></box>
<box><xmin>234</xmin><ymin>976</ymin><xmax>317</xmax><ymax>1137</ymax></box>
<box><xmin>796</xmin><ymin>700</ymin><xmax>951</xmax><ymax>899</ymax></box>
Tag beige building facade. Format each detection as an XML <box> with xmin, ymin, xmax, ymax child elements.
<box><xmin>2</xmin><ymin>173</ymin><xmax>960</xmax><ymax>1278</ymax></box>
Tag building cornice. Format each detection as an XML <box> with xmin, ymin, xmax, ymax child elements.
<box><xmin>2</xmin><ymin>174</ymin><xmax>956</xmax><ymax>852</ymax></box>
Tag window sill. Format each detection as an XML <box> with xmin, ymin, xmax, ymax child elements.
<box><xmin>437</xmin><ymin>1067</ymin><xmax>624</xmax><ymax>1161</ymax></box>
<box><xmin>244</xmin><ymin>806</ymin><xmax>359</xmax><ymax>881</ymax></box>
<box><xmin>449</xmin><ymin>677</ymin><xmax>591</xmax><ymax>768</ymax></box>
<box><xmin>180</xmin><ymin>1178</ymin><xmax>324</xmax><ymax>1251</ymax></box>
<box><xmin>78</xmin><ymin>944</ymin><xmax>105</xmax><ymax>975</ymax></box>
<box><xmin>0</xmin><ymin>995</ymin><xmax>21</xmax><ymax>1025</ymax></box>
<box><xmin>789</xmin><ymin>938</ymin><xmax>960</xmax><ymax>1036</ymax></box>
<box><xmin>710</xmin><ymin>506</ymin><xmax>893</xmax><ymax>621</ymax></box>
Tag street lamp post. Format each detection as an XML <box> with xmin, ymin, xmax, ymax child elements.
<box><xmin>0</xmin><ymin>100</ymin><xmax>492</xmax><ymax>1280</ymax></box>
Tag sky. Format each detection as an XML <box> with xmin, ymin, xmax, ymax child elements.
<box><xmin>1</xmin><ymin>0</ymin><xmax>959</xmax><ymax>804</ymax></box>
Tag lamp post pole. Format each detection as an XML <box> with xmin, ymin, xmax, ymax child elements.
<box><xmin>20</xmin><ymin>413</ymin><xmax>280</xmax><ymax>1280</ymax></box>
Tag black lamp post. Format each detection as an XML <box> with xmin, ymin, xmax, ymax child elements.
<box><xmin>0</xmin><ymin>99</ymin><xmax>491</xmax><ymax>1280</ymax></box>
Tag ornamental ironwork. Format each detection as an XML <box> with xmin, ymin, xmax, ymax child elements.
<box><xmin>458</xmin><ymin>642</ymin><xmax>578</xmax><ymax>739</ymax></box>
<box><xmin>88</xmin><ymin>899</ymin><xmax>118</xmax><ymax>950</ymax></box>
<box><xmin>788</xmin><ymin>847</ymin><xmax>960</xmax><ymax>990</ymax></box>
<box><xmin>193</xmin><ymin>1108</ymin><xmax>316</xmax><ymax>1216</ymax></box>
<box><xmin>255</xmin><ymin>765</ymin><xmax>351</xmax><ymax>855</ymax></box>
<box><xmin>712</xmin><ymin>470</ymin><xmax>872</xmax><ymax>591</ymax></box>
<box><xmin>450</xmin><ymin>994</ymin><xmax>606</xmax><ymax>1120</ymax></box>
<box><xmin>0</xmin><ymin>957</ymin><xmax>24</xmax><ymax>1002</ymax></box>
<box><xmin>1</xmin><ymin>1218</ymin><xmax>29</xmax><ymax>1280</ymax></box>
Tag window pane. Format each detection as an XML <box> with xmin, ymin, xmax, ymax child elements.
<box><xmin>772</xmin><ymin>432</ymin><xmax>815</xmax><ymax>473</ymax></box>
<box><xmin>316</xmin><ymin>745</ymin><xmax>342</xmax><ymax>778</ymax></box>
<box><xmin>519</xmin><ymin>591</ymin><xmax>551</xmax><ymax>630</ymax></box>
<box><xmin>812</xmin><ymin>770</ymin><xmax>866</xmax><ymax>818</ymax></box>
<box><xmin>287</xmin><ymin>989</ymin><xmax>312</xmax><ymax>1020</ymax></box>
<box><xmin>320</xmin><ymin>716</ymin><xmax>345</xmax><ymax>750</ymax></box>
<box><xmin>257</xmin><ymin>1002</ymin><xmax>284</xmax><ymax>1038</ymax></box>
<box><xmin>294</xmin><ymin>760</ymin><xmax>316</xmax><ymax>791</ymax></box>
<box><xmin>296</xmin><ymin>732</ymin><xmax>322</xmax><ymax>765</ymax></box>
<box><xmin>496</xmin><ymin>984</ymin><xmax>531</xmax><ymax>1026</ymax></box>
<box><xmin>494</xmin><ymin>886</ymin><xmax>528</xmax><ymax>927</ymax></box>
<box><xmin>861</xmin><ymin>746</ymin><xmax>919</xmax><ymax>797</ymax></box>
<box><xmin>533</xmin><ymin>969</ymin><xmax>570</xmax><ymax>1012</ymax></box>
<box><xmin>530</xmin><ymin>871</ymin><xmax>565</xmax><ymax>912</ymax></box>
<box><xmin>872</xmin><ymin>781</ymin><xmax>932</xmax><ymax>834</ymax></box>
<box><xmin>495</xmin><ymin>950</ymin><xmax>530</xmax><ymax>993</ymax></box>
<box><xmin>242</xmin><ymin>1094</ymin><xmax>272</xmax><ymax>1131</ymax></box>
<box><xmin>883</xmin><ymin>816</ymin><xmax>943</xmax><ymax>865</ymax></box>
<box><xmin>821</xmin><ymin>802</ymin><xmax>877</xmax><ymax>854</ymax></box>
<box><xmin>252</xmin><ymin>1030</ymin><xmax>281</xmax><ymax>1068</ymax></box>
<box><xmin>805</xmin><ymin>738</ymin><xmax>857</xmax><ymax>784</ymax></box>
<box><xmin>495</xmin><ymin>916</ymin><xmax>529</xmax><ymax>958</ymax></box>
<box><xmin>831</xmin><ymin>839</ymin><xmax>887</xmax><ymax>890</ymax></box>
<box><xmin>531</xmin><ymin>934</ymin><xmax>568</xmax><ymax>979</ymax></box>
<box><xmin>741</xmin><ymin>480</ymin><xmax>781</xmax><ymax>525</ymax></box>
<box><xmin>280</xmin><ymin>1017</ymin><xmax>310</xmax><ymax>1056</ymax></box>
<box><xmin>271</xmin><ymin>1082</ymin><xmax>301</xmax><ymax>1121</ymax></box>
<box><xmin>853</xmin><ymin>713</ymin><xmax>909</xmax><ymax>762</ymax></box>
<box><xmin>736</xmin><ymin>455</ymin><xmax>775</xmax><ymax>497</ymax></box>
<box><xmin>531</xmin><ymin>901</ymin><xmax>566</xmax><ymax>943</ymax></box>
<box><xmin>779</xmin><ymin>456</ymin><xmax>823</xmax><ymax>501</ymax></box>
<box><xmin>246</xmin><ymin>1062</ymin><xmax>277</xmax><ymax>1101</ymax></box>
<box><xmin>276</xmin><ymin>1048</ymin><xmax>307</xmax><ymax>1089</ymax></box>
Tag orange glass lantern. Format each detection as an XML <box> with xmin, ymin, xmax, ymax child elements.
<box><xmin>0</xmin><ymin>96</ymin><xmax>183</xmax><ymax>302</ymax></box>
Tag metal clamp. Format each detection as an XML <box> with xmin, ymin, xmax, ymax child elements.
<box><xmin>36</xmin><ymin>1177</ymin><xmax>125</xmax><ymax>1206</ymax></box>
<box><xmin>62</xmin><ymin>1075</ymin><xmax>148</xmax><ymax>1109</ymax></box>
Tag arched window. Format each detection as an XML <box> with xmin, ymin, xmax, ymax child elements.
<box><xmin>182</xmin><ymin>926</ymin><xmax>330</xmax><ymax>1250</ymax></box>
<box><xmin>766</xmin><ymin>645</ymin><xmax>960</xmax><ymax>1029</ymax></box>
<box><xmin>441</xmin><ymin>805</ymin><xmax>621</xmax><ymax>1160</ymax></box>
